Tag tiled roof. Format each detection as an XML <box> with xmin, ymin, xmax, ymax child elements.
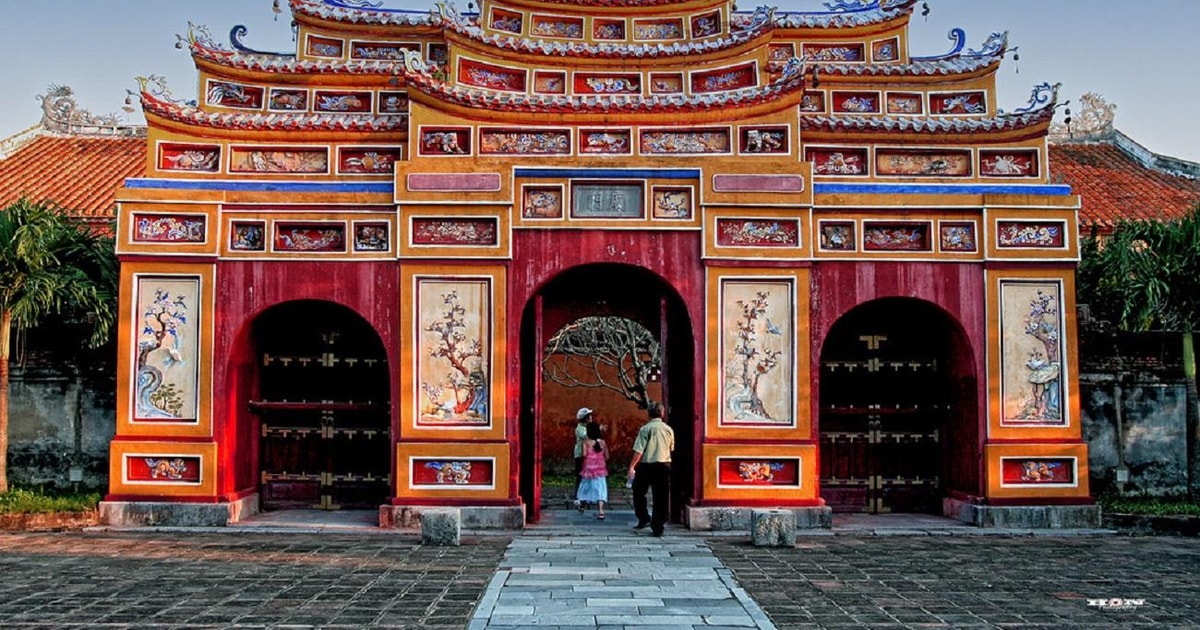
<box><xmin>801</xmin><ymin>107</ymin><xmax>1052</xmax><ymax>134</ymax></box>
<box><xmin>1051</xmin><ymin>142</ymin><xmax>1200</xmax><ymax>230</ymax></box>
<box><xmin>0</xmin><ymin>132</ymin><xmax>146</xmax><ymax>219</ymax></box>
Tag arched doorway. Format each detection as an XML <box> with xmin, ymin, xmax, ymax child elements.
<box><xmin>518</xmin><ymin>264</ymin><xmax>695</xmax><ymax>522</ymax></box>
<box><xmin>818</xmin><ymin>297</ymin><xmax>978</xmax><ymax>514</ymax></box>
<box><xmin>248</xmin><ymin>300</ymin><xmax>391</xmax><ymax>511</ymax></box>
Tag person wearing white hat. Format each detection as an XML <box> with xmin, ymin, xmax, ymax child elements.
<box><xmin>572</xmin><ymin>407</ymin><xmax>593</xmax><ymax>509</ymax></box>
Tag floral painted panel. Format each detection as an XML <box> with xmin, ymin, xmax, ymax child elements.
<box><xmin>132</xmin><ymin>214</ymin><xmax>206</xmax><ymax>243</ymax></box>
<box><xmin>419</xmin><ymin>128</ymin><xmax>470</xmax><ymax>155</ymax></box>
<box><xmin>832</xmin><ymin>91</ymin><xmax>880</xmax><ymax>114</ymax></box>
<box><xmin>412</xmin><ymin>459</ymin><xmax>495</xmax><ymax>487</ymax></box>
<box><xmin>930</xmin><ymin>91</ymin><xmax>987</xmax><ymax>115</ymax></box>
<box><xmin>716</xmin><ymin>219</ymin><xmax>800</xmax><ymax>247</ymax></box>
<box><xmin>133</xmin><ymin>277</ymin><xmax>200</xmax><ymax>422</ymax></box>
<box><xmin>802</xmin><ymin>43</ymin><xmax>864</xmax><ymax>62</ymax></box>
<box><xmin>490</xmin><ymin>9</ymin><xmax>523</xmax><ymax>34</ymax></box>
<box><xmin>411</xmin><ymin>218</ymin><xmax>499</xmax><ymax>246</ymax></box>
<box><xmin>1001</xmin><ymin>458</ymin><xmax>1076</xmax><ymax>485</ymax></box>
<box><xmin>306</xmin><ymin>35</ymin><xmax>344</xmax><ymax>58</ymax></box>
<box><xmin>939</xmin><ymin>222</ymin><xmax>978</xmax><ymax>252</ymax></box>
<box><xmin>640</xmin><ymin>129</ymin><xmax>730</xmax><ymax>154</ymax></box>
<box><xmin>1000</xmin><ymin>281</ymin><xmax>1066</xmax><ymax>425</ymax></box>
<box><xmin>720</xmin><ymin>280</ymin><xmax>795</xmax><ymax>426</ymax></box>
<box><xmin>633</xmin><ymin>18</ymin><xmax>684</xmax><ymax>40</ymax></box>
<box><xmin>819</xmin><ymin>221</ymin><xmax>855</xmax><ymax>251</ymax></box>
<box><xmin>997</xmin><ymin>221</ymin><xmax>1065</xmax><ymax>248</ymax></box>
<box><xmin>313</xmin><ymin>90</ymin><xmax>372</xmax><ymax>113</ymax></box>
<box><xmin>273</xmin><ymin>223</ymin><xmax>347</xmax><ymax>253</ymax></box>
<box><xmin>579</xmin><ymin>129</ymin><xmax>631</xmax><ymax>154</ymax></box>
<box><xmin>206</xmin><ymin>80</ymin><xmax>264</xmax><ymax>109</ymax></box>
<box><xmin>651</xmin><ymin>187</ymin><xmax>692</xmax><ymax>219</ymax></box>
<box><xmin>350</xmin><ymin>41</ymin><xmax>419</xmax><ymax>60</ymax></box>
<box><xmin>717</xmin><ymin>458</ymin><xmax>800</xmax><ymax>487</ymax></box>
<box><xmin>458</xmin><ymin>59</ymin><xmax>527</xmax><ymax>92</ymax></box>
<box><xmin>378</xmin><ymin>91</ymin><xmax>409</xmax><ymax>114</ymax></box>
<box><xmin>522</xmin><ymin>186</ymin><xmax>563</xmax><ymax>219</ymax></box>
<box><xmin>480</xmin><ymin>128</ymin><xmax>570</xmax><ymax>155</ymax></box>
<box><xmin>886</xmin><ymin>92</ymin><xmax>923</xmax><ymax>115</ymax></box>
<box><xmin>530</xmin><ymin>15</ymin><xmax>583</xmax><ymax>39</ymax></box>
<box><xmin>862</xmin><ymin>222</ymin><xmax>931</xmax><ymax>251</ymax></box>
<box><xmin>158</xmin><ymin>143</ymin><xmax>220</xmax><ymax>172</ymax></box>
<box><xmin>980</xmin><ymin>150</ymin><xmax>1039</xmax><ymax>177</ymax></box>
<box><xmin>740</xmin><ymin>127</ymin><xmax>788</xmax><ymax>154</ymax></box>
<box><xmin>416</xmin><ymin>278</ymin><xmax>491</xmax><ymax>426</ymax></box>
<box><xmin>229</xmin><ymin>147</ymin><xmax>329</xmax><ymax>174</ymax></box>
<box><xmin>338</xmin><ymin>147</ymin><xmax>401</xmax><ymax>175</ymax></box>
<box><xmin>126</xmin><ymin>456</ymin><xmax>202</xmax><ymax>483</ymax></box>
<box><xmin>876</xmin><ymin>149</ymin><xmax>972</xmax><ymax>177</ymax></box>
<box><xmin>353</xmin><ymin>222</ymin><xmax>390</xmax><ymax>252</ymax></box>
<box><xmin>593</xmin><ymin>19</ymin><xmax>625</xmax><ymax>40</ymax></box>
<box><xmin>230</xmin><ymin>221</ymin><xmax>266</xmax><ymax>251</ymax></box>
<box><xmin>808</xmin><ymin>148</ymin><xmax>868</xmax><ymax>175</ymax></box>
<box><xmin>691</xmin><ymin>63</ymin><xmax>757</xmax><ymax>93</ymax></box>
<box><xmin>268</xmin><ymin>88</ymin><xmax>308</xmax><ymax>111</ymax></box>
<box><xmin>872</xmin><ymin>38</ymin><xmax>899</xmax><ymax>62</ymax></box>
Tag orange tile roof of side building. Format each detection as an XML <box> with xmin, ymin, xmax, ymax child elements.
<box><xmin>0</xmin><ymin>134</ymin><xmax>146</xmax><ymax>220</ymax></box>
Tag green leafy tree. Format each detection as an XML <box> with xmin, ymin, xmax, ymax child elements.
<box><xmin>1078</xmin><ymin>204</ymin><xmax>1200</xmax><ymax>496</ymax></box>
<box><xmin>0</xmin><ymin>198</ymin><xmax>117</xmax><ymax>492</ymax></box>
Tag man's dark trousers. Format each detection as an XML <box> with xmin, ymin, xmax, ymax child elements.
<box><xmin>633</xmin><ymin>462</ymin><xmax>671</xmax><ymax>535</ymax></box>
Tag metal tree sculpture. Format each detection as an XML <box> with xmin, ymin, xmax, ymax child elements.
<box><xmin>542</xmin><ymin>316</ymin><xmax>660</xmax><ymax>409</ymax></box>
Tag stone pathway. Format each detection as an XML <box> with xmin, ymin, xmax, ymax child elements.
<box><xmin>469</xmin><ymin>529</ymin><xmax>775</xmax><ymax>629</ymax></box>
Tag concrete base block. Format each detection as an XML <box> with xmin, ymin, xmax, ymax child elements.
<box><xmin>944</xmin><ymin>498</ymin><xmax>1101</xmax><ymax>529</ymax></box>
<box><xmin>687</xmin><ymin>506</ymin><xmax>832</xmax><ymax>531</ymax></box>
<box><xmin>751</xmin><ymin>509</ymin><xmax>796</xmax><ymax>546</ymax></box>
<box><xmin>99</xmin><ymin>501</ymin><xmax>244</xmax><ymax>527</ymax></box>
<box><xmin>420</xmin><ymin>508</ymin><xmax>461</xmax><ymax>546</ymax></box>
<box><xmin>380</xmin><ymin>505</ymin><xmax>525</xmax><ymax>530</ymax></box>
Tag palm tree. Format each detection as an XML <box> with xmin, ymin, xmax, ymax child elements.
<box><xmin>1078</xmin><ymin>204</ymin><xmax>1200</xmax><ymax>497</ymax></box>
<box><xmin>0</xmin><ymin>198</ymin><xmax>117</xmax><ymax>492</ymax></box>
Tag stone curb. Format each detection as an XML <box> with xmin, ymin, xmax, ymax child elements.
<box><xmin>1103</xmin><ymin>512</ymin><xmax>1200</xmax><ymax>536</ymax></box>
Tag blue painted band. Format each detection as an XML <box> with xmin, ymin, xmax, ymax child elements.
<box><xmin>514</xmin><ymin>168</ymin><xmax>700</xmax><ymax>179</ymax></box>
<box><xmin>124</xmin><ymin>178</ymin><xmax>394</xmax><ymax>193</ymax></box>
<box><xmin>813</xmin><ymin>183</ymin><xmax>1073</xmax><ymax>196</ymax></box>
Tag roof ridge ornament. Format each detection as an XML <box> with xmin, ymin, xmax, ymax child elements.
<box><xmin>230</xmin><ymin>25</ymin><xmax>296</xmax><ymax>57</ymax></box>
<box><xmin>823</xmin><ymin>0</ymin><xmax>878</xmax><ymax>11</ymax></box>
<box><xmin>911</xmin><ymin>28</ymin><xmax>966</xmax><ymax>62</ymax></box>
<box><xmin>1006</xmin><ymin>81</ymin><xmax>1061</xmax><ymax>116</ymax></box>
<box><xmin>131</xmin><ymin>75</ymin><xmax>196</xmax><ymax>108</ymax></box>
<box><xmin>965</xmin><ymin>31</ymin><xmax>1008</xmax><ymax>57</ymax></box>
<box><xmin>177</xmin><ymin>22</ymin><xmax>233</xmax><ymax>56</ymax></box>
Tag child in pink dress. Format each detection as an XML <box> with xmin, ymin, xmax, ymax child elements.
<box><xmin>575</xmin><ymin>421</ymin><xmax>609</xmax><ymax>519</ymax></box>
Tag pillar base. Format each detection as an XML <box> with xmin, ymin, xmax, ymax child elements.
<box><xmin>943</xmin><ymin>498</ymin><xmax>1101</xmax><ymax>528</ymax></box>
<box><xmin>99</xmin><ymin>494</ymin><xmax>258</xmax><ymax>527</ymax></box>
<box><xmin>686</xmin><ymin>506</ymin><xmax>832</xmax><ymax>530</ymax></box>
<box><xmin>380</xmin><ymin>505</ymin><xmax>525</xmax><ymax>530</ymax></box>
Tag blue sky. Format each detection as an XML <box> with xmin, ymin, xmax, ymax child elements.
<box><xmin>1</xmin><ymin>0</ymin><xmax>1196</xmax><ymax>162</ymax></box>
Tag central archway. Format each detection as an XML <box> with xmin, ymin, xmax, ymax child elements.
<box><xmin>518</xmin><ymin>263</ymin><xmax>695</xmax><ymax>522</ymax></box>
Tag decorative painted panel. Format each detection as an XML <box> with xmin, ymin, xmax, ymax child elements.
<box><xmin>378</xmin><ymin>91</ymin><xmax>409</xmax><ymax>114</ymax></box>
<box><xmin>716</xmin><ymin>457</ymin><xmax>801</xmax><ymax>488</ymax></box>
<box><xmin>313</xmin><ymin>90</ymin><xmax>371</xmax><ymax>113</ymax></box>
<box><xmin>427</xmin><ymin>43</ymin><xmax>448</xmax><ymax>64</ymax></box>
<box><xmin>832</xmin><ymin>91</ymin><xmax>880</xmax><ymax>114</ymax></box>
<box><xmin>306</xmin><ymin>35</ymin><xmax>344</xmax><ymax>57</ymax></box>
<box><xmin>205</xmin><ymin>80</ymin><xmax>264</xmax><ymax>109</ymax></box>
<box><xmin>930</xmin><ymin>91</ymin><xmax>987</xmax><ymax>115</ymax></box>
<box><xmin>415</xmin><ymin>278</ymin><xmax>492</xmax><ymax>427</ymax></box>
<box><xmin>268</xmin><ymin>88</ymin><xmax>308</xmax><ymax>111</ymax></box>
<box><xmin>691</xmin><ymin>63</ymin><xmax>757</xmax><ymax>93</ymax></box>
<box><xmin>876</xmin><ymin>149</ymin><xmax>972</xmax><ymax>177</ymax></box>
<box><xmin>997</xmin><ymin>221</ymin><xmax>1066</xmax><ymax>248</ymax></box>
<box><xmin>579</xmin><ymin>129</ymin><xmax>632</xmax><ymax>154</ymax></box>
<box><xmin>533</xmin><ymin>71</ymin><xmax>566</xmax><ymax>94</ymax></box>
<box><xmin>691</xmin><ymin>11</ymin><xmax>721</xmax><ymax>37</ymax></box>
<box><xmin>872</xmin><ymin>38</ymin><xmax>899</xmax><ymax>61</ymax></box>
<box><xmin>651</xmin><ymin>186</ymin><xmax>693</xmax><ymax>220</ymax></box>
<box><xmin>411</xmin><ymin>458</ymin><xmax>495</xmax><ymax>488</ymax></box>
<box><xmin>716</xmin><ymin>219</ymin><xmax>800</xmax><ymax>247</ymax></box>
<box><xmin>980</xmin><ymin>150</ymin><xmax>1040</xmax><ymax>178</ymax></box>
<box><xmin>133</xmin><ymin>276</ymin><xmax>200</xmax><ymax>422</ymax></box>
<box><xmin>418</xmin><ymin>127</ymin><xmax>470</xmax><ymax>155</ymax></box>
<box><xmin>490</xmin><ymin>8</ymin><xmax>523</xmax><ymax>34</ymax></box>
<box><xmin>640</xmin><ymin>128</ymin><xmax>730</xmax><ymax>154</ymax></box>
<box><xmin>132</xmin><ymin>214</ymin><xmax>206</xmax><ymax>243</ymax></box>
<box><xmin>157</xmin><ymin>143</ymin><xmax>220</xmax><ymax>172</ymax></box>
<box><xmin>939</xmin><ymin>222</ymin><xmax>978</xmax><ymax>252</ymax></box>
<box><xmin>230</xmin><ymin>221</ymin><xmax>266</xmax><ymax>251</ymax></box>
<box><xmin>273</xmin><ymin>222</ymin><xmax>347</xmax><ymax>253</ymax></box>
<box><xmin>1000</xmin><ymin>280</ymin><xmax>1066</xmax><ymax>425</ymax></box>
<box><xmin>352</xmin><ymin>222</ymin><xmax>390</xmax><ymax>252</ymax></box>
<box><xmin>411</xmin><ymin>218</ymin><xmax>499</xmax><ymax>246</ymax></box>
<box><xmin>799</xmin><ymin>91</ymin><xmax>826</xmax><ymax>113</ymax></box>
<box><xmin>458</xmin><ymin>59</ymin><xmax>527</xmax><ymax>91</ymax></box>
<box><xmin>768</xmin><ymin>43</ymin><xmax>795</xmax><ymax>64</ymax></box>
<box><xmin>229</xmin><ymin>147</ymin><xmax>329</xmax><ymax>174</ymax></box>
<box><xmin>480</xmin><ymin>128</ymin><xmax>570</xmax><ymax>155</ymax></box>
<box><xmin>886</xmin><ymin>92</ymin><xmax>923</xmax><ymax>115</ymax></box>
<box><xmin>739</xmin><ymin>126</ymin><xmax>788</xmax><ymax>154</ymax></box>
<box><xmin>862</xmin><ymin>222</ymin><xmax>931</xmax><ymax>251</ymax></box>
<box><xmin>719</xmin><ymin>279</ymin><xmax>796</xmax><ymax>426</ymax></box>
<box><xmin>531</xmin><ymin>15</ymin><xmax>583</xmax><ymax>38</ymax></box>
<box><xmin>818</xmin><ymin>221</ymin><xmax>855</xmax><ymax>251</ymax></box>
<box><xmin>521</xmin><ymin>186</ymin><xmax>564</xmax><ymax>219</ymax></box>
<box><xmin>802</xmin><ymin>43</ymin><xmax>864</xmax><ymax>62</ymax></box>
<box><xmin>1000</xmin><ymin>457</ymin><xmax>1077</xmax><ymax>487</ymax></box>
<box><xmin>808</xmin><ymin>147</ymin><xmax>868</xmax><ymax>176</ymax></box>
<box><xmin>649</xmin><ymin>74</ymin><xmax>683</xmax><ymax>94</ymax></box>
<box><xmin>337</xmin><ymin>147</ymin><xmax>401</xmax><ymax>175</ymax></box>
<box><xmin>593</xmin><ymin>19</ymin><xmax>625</xmax><ymax>40</ymax></box>
<box><xmin>633</xmin><ymin>18</ymin><xmax>684</xmax><ymax>40</ymax></box>
<box><xmin>575</xmin><ymin>73</ymin><xmax>641</xmax><ymax>94</ymax></box>
<box><xmin>571</xmin><ymin>183</ymin><xmax>644</xmax><ymax>218</ymax></box>
<box><xmin>125</xmin><ymin>455</ymin><xmax>202</xmax><ymax>484</ymax></box>
<box><xmin>350</xmin><ymin>41</ymin><xmax>418</xmax><ymax>60</ymax></box>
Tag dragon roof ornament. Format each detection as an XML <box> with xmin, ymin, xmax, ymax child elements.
<box><xmin>912</xmin><ymin>29</ymin><xmax>1010</xmax><ymax>62</ymax></box>
<box><xmin>1002</xmin><ymin>82</ymin><xmax>1061</xmax><ymax>116</ymax></box>
<box><xmin>230</xmin><ymin>25</ymin><xmax>296</xmax><ymax>57</ymax></box>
